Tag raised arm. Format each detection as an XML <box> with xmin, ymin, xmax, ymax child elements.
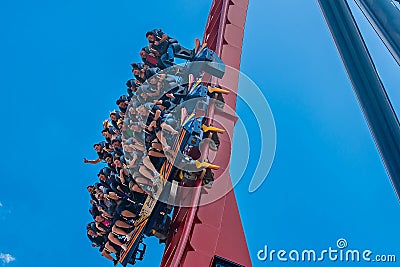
<box><xmin>84</xmin><ymin>158</ymin><xmax>102</xmax><ymax>164</ymax></box>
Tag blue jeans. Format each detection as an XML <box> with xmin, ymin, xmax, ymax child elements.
<box><xmin>160</xmin><ymin>45</ymin><xmax>175</xmax><ymax>68</ymax></box>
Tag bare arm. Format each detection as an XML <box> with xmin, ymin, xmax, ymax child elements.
<box><xmin>84</xmin><ymin>158</ymin><xmax>102</xmax><ymax>164</ymax></box>
<box><xmin>147</xmin><ymin>86</ymin><xmax>161</xmax><ymax>97</ymax></box>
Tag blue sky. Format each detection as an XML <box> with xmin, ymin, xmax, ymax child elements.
<box><xmin>0</xmin><ymin>0</ymin><xmax>399</xmax><ymax>267</ymax></box>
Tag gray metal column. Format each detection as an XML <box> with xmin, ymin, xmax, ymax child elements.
<box><xmin>353</xmin><ymin>0</ymin><xmax>400</xmax><ymax>66</ymax></box>
<box><xmin>317</xmin><ymin>0</ymin><xmax>400</xmax><ymax>200</ymax></box>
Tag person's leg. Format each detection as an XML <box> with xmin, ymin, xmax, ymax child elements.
<box><xmin>139</xmin><ymin>165</ymin><xmax>155</xmax><ymax>179</ymax></box>
<box><xmin>131</xmin><ymin>183</ymin><xmax>146</xmax><ymax>194</ymax></box>
<box><xmin>143</xmin><ymin>156</ymin><xmax>158</xmax><ymax>173</ymax></box>
<box><xmin>136</xmin><ymin>176</ymin><xmax>153</xmax><ymax>186</ymax></box>
<box><xmin>108</xmin><ymin>232</ymin><xmax>126</xmax><ymax>248</ymax></box>
<box><xmin>161</xmin><ymin>122</ymin><xmax>178</xmax><ymax>134</ymax></box>
<box><xmin>110</xmin><ymin>182</ymin><xmax>124</xmax><ymax>195</ymax></box>
<box><xmin>161</xmin><ymin>53</ymin><xmax>173</xmax><ymax>68</ymax></box>
<box><xmin>148</xmin><ymin>148</ymin><xmax>166</xmax><ymax>158</ymax></box>
<box><xmin>156</xmin><ymin>131</ymin><xmax>170</xmax><ymax>151</ymax></box>
<box><xmin>121</xmin><ymin>209</ymin><xmax>136</xmax><ymax>218</ymax></box>
<box><xmin>114</xmin><ymin>220</ymin><xmax>132</xmax><ymax>229</ymax></box>
<box><xmin>167</xmin><ymin>45</ymin><xmax>175</xmax><ymax>61</ymax></box>
<box><xmin>108</xmin><ymin>192</ymin><xmax>120</xmax><ymax>200</ymax></box>
<box><xmin>116</xmin><ymin>185</ymin><xmax>130</xmax><ymax>195</ymax></box>
<box><xmin>152</xmin><ymin>142</ymin><xmax>163</xmax><ymax>151</ymax></box>
<box><xmin>105</xmin><ymin>242</ymin><xmax>118</xmax><ymax>254</ymax></box>
<box><xmin>101</xmin><ymin>210</ymin><xmax>114</xmax><ymax>219</ymax></box>
<box><xmin>156</xmin><ymin>131</ymin><xmax>178</xmax><ymax>160</ymax></box>
<box><xmin>102</xmin><ymin>248</ymin><xmax>118</xmax><ymax>265</ymax></box>
<box><xmin>112</xmin><ymin>226</ymin><xmax>130</xmax><ymax>237</ymax></box>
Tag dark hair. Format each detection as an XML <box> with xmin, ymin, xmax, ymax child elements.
<box><xmin>98</xmin><ymin>167</ymin><xmax>112</xmax><ymax>177</ymax></box>
<box><xmin>93</xmin><ymin>143</ymin><xmax>101</xmax><ymax>148</ymax></box>
<box><xmin>126</xmin><ymin>79</ymin><xmax>137</xmax><ymax>88</ymax></box>
<box><xmin>131</xmin><ymin>63</ymin><xmax>140</xmax><ymax>70</ymax></box>
<box><xmin>146</xmin><ymin>31</ymin><xmax>154</xmax><ymax>38</ymax></box>
<box><xmin>111</xmin><ymin>139</ymin><xmax>120</xmax><ymax>144</ymax></box>
<box><xmin>104</xmin><ymin>153</ymin><xmax>113</xmax><ymax>159</ymax></box>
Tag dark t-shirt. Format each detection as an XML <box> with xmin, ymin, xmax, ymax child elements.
<box><xmin>91</xmin><ymin>235</ymin><xmax>106</xmax><ymax>247</ymax></box>
<box><xmin>96</xmin><ymin>141</ymin><xmax>111</xmax><ymax>159</ymax></box>
<box><xmin>90</xmin><ymin>204</ymin><xmax>101</xmax><ymax>218</ymax></box>
<box><xmin>150</xmin><ymin>29</ymin><xmax>169</xmax><ymax>54</ymax></box>
<box><xmin>151</xmin><ymin>29</ymin><xmax>165</xmax><ymax>39</ymax></box>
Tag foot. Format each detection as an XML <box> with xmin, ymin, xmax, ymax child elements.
<box><xmin>203</xmin><ymin>179</ymin><xmax>214</xmax><ymax>189</ymax></box>
<box><xmin>125</xmin><ymin>233</ymin><xmax>133</xmax><ymax>242</ymax></box>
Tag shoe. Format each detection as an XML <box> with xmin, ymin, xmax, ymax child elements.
<box><xmin>125</xmin><ymin>233</ymin><xmax>133</xmax><ymax>242</ymax></box>
<box><xmin>203</xmin><ymin>179</ymin><xmax>214</xmax><ymax>189</ymax></box>
<box><xmin>209</xmin><ymin>140</ymin><xmax>218</xmax><ymax>151</ymax></box>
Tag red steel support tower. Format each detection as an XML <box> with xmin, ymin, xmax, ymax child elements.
<box><xmin>160</xmin><ymin>0</ymin><xmax>252</xmax><ymax>266</ymax></box>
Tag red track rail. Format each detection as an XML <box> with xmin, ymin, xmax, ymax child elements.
<box><xmin>160</xmin><ymin>1</ymin><xmax>251</xmax><ymax>266</ymax></box>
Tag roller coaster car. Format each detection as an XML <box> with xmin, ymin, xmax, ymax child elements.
<box><xmin>149</xmin><ymin>211</ymin><xmax>171</xmax><ymax>243</ymax></box>
<box><xmin>168</xmin><ymin>102</ymin><xmax>221</xmax><ymax>185</ymax></box>
<box><xmin>120</xmin><ymin>124</ymin><xmax>219</xmax><ymax>266</ymax></box>
<box><xmin>189</xmin><ymin>46</ymin><xmax>225</xmax><ymax>79</ymax></box>
<box><xmin>120</xmin><ymin>44</ymin><xmax>226</xmax><ymax>267</ymax></box>
<box><xmin>182</xmin><ymin>114</ymin><xmax>205</xmax><ymax>148</ymax></box>
<box><xmin>176</xmin><ymin>41</ymin><xmax>225</xmax><ymax>84</ymax></box>
<box><xmin>183</xmin><ymin>76</ymin><xmax>229</xmax><ymax>115</ymax></box>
